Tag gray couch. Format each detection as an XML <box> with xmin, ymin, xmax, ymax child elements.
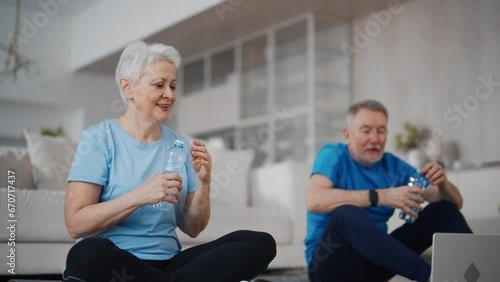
<box><xmin>0</xmin><ymin>144</ymin><xmax>310</xmax><ymax>275</ymax></box>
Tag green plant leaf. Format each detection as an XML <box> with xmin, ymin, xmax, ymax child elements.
<box><xmin>40</xmin><ymin>126</ymin><xmax>65</xmax><ymax>137</ymax></box>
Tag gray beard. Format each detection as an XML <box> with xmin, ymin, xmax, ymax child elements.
<box><xmin>353</xmin><ymin>150</ymin><xmax>383</xmax><ymax>165</ymax></box>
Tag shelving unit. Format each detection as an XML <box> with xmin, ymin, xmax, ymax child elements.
<box><xmin>176</xmin><ymin>14</ymin><xmax>350</xmax><ymax>168</ymax></box>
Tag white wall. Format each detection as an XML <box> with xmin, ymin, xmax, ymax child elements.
<box><xmin>0</xmin><ymin>4</ymin><xmax>15</xmax><ymax>69</ymax></box>
<box><xmin>0</xmin><ymin>1</ymin><xmax>74</xmax><ymax>84</ymax></box>
<box><xmin>70</xmin><ymin>0</ymin><xmax>222</xmax><ymax>71</ymax></box>
<box><xmin>0</xmin><ymin>100</ymin><xmax>84</xmax><ymax>142</ymax></box>
<box><xmin>3</xmin><ymin>0</ymin><xmax>499</xmax><ymax>158</ymax></box>
<box><xmin>1</xmin><ymin>0</ymin><xmax>225</xmax><ymax>144</ymax></box>
<box><xmin>350</xmin><ymin>0</ymin><xmax>500</xmax><ymax>166</ymax></box>
<box><xmin>0</xmin><ymin>15</ymin><xmax>119</xmax><ymax>142</ymax></box>
<box><xmin>2</xmin><ymin>1</ymin><xmax>213</xmax><ymax>142</ymax></box>
<box><xmin>1</xmin><ymin>71</ymin><xmax>121</xmax><ymax>142</ymax></box>
<box><xmin>1</xmin><ymin>1</ymin><xmax>80</xmax><ymax>141</ymax></box>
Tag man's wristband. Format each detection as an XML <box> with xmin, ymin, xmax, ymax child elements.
<box><xmin>368</xmin><ymin>189</ymin><xmax>378</xmax><ymax>207</ymax></box>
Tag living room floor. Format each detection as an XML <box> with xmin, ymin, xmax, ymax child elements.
<box><xmin>252</xmin><ymin>269</ymin><xmax>412</xmax><ymax>281</ymax></box>
<box><xmin>0</xmin><ymin>271</ymin><xmax>412</xmax><ymax>282</ymax></box>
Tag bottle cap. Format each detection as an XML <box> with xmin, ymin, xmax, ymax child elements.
<box><xmin>174</xmin><ymin>139</ymin><xmax>184</xmax><ymax>148</ymax></box>
<box><xmin>409</xmin><ymin>171</ymin><xmax>430</xmax><ymax>189</ymax></box>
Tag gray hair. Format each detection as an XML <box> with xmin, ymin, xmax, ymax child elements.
<box><xmin>115</xmin><ymin>41</ymin><xmax>182</xmax><ymax>105</ymax></box>
<box><xmin>346</xmin><ymin>100</ymin><xmax>388</xmax><ymax>126</ymax></box>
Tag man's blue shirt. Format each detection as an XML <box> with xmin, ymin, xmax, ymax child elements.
<box><xmin>304</xmin><ymin>143</ymin><xmax>417</xmax><ymax>265</ymax></box>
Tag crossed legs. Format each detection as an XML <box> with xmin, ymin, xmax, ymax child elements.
<box><xmin>308</xmin><ymin>201</ymin><xmax>472</xmax><ymax>282</ymax></box>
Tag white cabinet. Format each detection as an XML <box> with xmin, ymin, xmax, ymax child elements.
<box><xmin>313</xmin><ymin>18</ymin><xmax>350</xmax><ymax>152</ymax></box>
<box><xmin>177</xmin><ymin>14</ymin><xmax>350</xmax><ymax>168</ymax></box>
<box><xmin>274</xmin><ymin>20</ymin><xmax>308</xmax><ymax>112</ymax></box>
<box><xmin>177</xmin><ymin>78</ymin><xmax>238</xmax><ymax>135</ymax></box>
<box><xmin>241</xmin><ymin>35</ymin><xmax>268</xmax><ymax>119</ymax></box>
<box><xmin>451</xmin><ymin>167</ymin><xmax>500</xmax><ymax>235</ymax></box>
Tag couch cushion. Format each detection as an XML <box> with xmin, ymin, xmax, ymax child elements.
<box><xmin>0</xmin><ymin>242</ymin><xmax>73</xmax><ymax>275</ymax></box>
<box><xmin>0</xmin><ymin>188</ymin><xmax>74</xmax><ymax>243</ymax></box>
<box><xmin>208</xmin><ymin>147</ymin><xmax>255</xmax><ymax>207</ymax></box>
<box><xmin>0</xmin><ymin>147</ymin><xmax>36</xmax><ymax>190</ymax></box>
<box><xmin>24</xmin><ymin>130</ymin><xmax>77</xmax><ymax>191</ymax></box>
<box><xmin>177</xmin><ymin>205</ymin><xmax>292</xmax><ymax>246</ymax></box>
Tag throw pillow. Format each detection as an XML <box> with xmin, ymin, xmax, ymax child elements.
<box><xmin>23</xmin><ymin>129</ymin><xmax>77</xmax><ymax>191</ymax></box>
<box><xmin>0</xmin><ymin>147</ymin><xmax>36</xmax><ymax>190</ymax></box>
<box><xmin>167</xmin><ymin>134</ymin><xmax>255</xmax><ymax>206</ymax></box>
<box><xmin>208</xmin><ymin>147</ymin><xmax>255</xmax><ymax>207</ymax></box>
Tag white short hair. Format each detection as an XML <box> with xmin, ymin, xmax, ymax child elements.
<box><xmin>115</xmin><ymin>41</ymin><xmax>182</xmax><ymax>105</ymax></box>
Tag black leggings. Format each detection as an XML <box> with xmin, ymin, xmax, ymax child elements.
<box><xmin>308</xmin><ymin>201</ymin><xmax>472</xmax><ymax>282</ymax></box>
<box><xmin>63</xmin><ymin>230</ymin><xmax>276</xmax><ymax>282</ymax></box>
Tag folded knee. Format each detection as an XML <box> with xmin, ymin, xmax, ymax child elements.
<box><xmin>331</xmin><ymin>205</ymin><xmax>364</xmax><ymax>220</ymax></box>
<box><xmin>235</xmin><ymin>230</ymin><xmax>277</xmax><ymax>262</ymax></box>
<box><xmin>428</xmin><ymin>200</ymin><xmax>461</xmax><ymax>215</ymax></box>
<box><xmin>251</xmin><ymin>231</ymin><xmax>277</xmax><ymax>260</ymax></box>
<box><xmin>260</xmin><ymin>232</ymin><xmax>277</xmax><ymax>258</ymax></box>
<box><xmin>328</xmin><ymin>205</ymin><xmax>371</xmax><ymax>230</ymax></box>
<box><xmin>67</xmin><ymin>237</ymin><xmax>113</xmax><ymax>265</ymax></box>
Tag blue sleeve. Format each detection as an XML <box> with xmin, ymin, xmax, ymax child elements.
<box><xmin>68</xmin><ymin>127</ymin><xmax>109</xmax><ymax>186</ymax></box>
<box><xmin>311</xmin><ymin>144</ymin><xmax>344</xmax><ymax>187</ymax></box>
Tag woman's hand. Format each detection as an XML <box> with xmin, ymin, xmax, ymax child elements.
<box><xmin>180</xmin><ymin>140</ymin><xmax>212</xmax><ymax>237</ymax></box>
<box><xmin>65</xmin><ymin>173</ymin><xmax>182</xmax><ymax>239</ymax></box>
<box><xmin>190</xmin><ymin>140</ymin><xmax>212</xmax><ymax>184</ymax></box>
<box><xmin>134</xmin><ymin>173</ymin><xmax>183</xmax><ymax>206</ymax></box>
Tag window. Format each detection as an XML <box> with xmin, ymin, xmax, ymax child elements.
<box><xmin>211</xmin><ymin>49</ymin><xmax>235</xmax><ymax>87</ymax></box>
<box><xmin>241</xmin><ymin>35</ymin><xmax>268</xmax><ymax>119</ymax></box>
<box><xmin>183</xmin><ymin>59</ymin><xmax>204</xmax><ymax>95</ymax></box>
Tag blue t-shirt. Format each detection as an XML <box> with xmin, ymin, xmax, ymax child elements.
<box><xmin>304</xmin><ymin>143</ymin><xmax>416</xmax><ymax>265</ymax></box>
<box><xmin>68</xmin><ymin>119</ymin><xmax>198</xmax><ymax>260</ymax></box>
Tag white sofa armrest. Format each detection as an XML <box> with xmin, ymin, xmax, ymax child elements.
<box><xmin>250</xmin><ymin>160</ymin><xmax>311</xmax><ymax>244</ymax></box>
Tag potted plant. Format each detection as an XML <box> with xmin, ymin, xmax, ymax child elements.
<box><xmin>394</xmin><ymin>122</ymin><xmax>429</xmax><ymax>169</ymax></box>
<box><xmin>40</xmin><ymin>126</ymin><xmax>65</xmax><ymax>138</ymax></box>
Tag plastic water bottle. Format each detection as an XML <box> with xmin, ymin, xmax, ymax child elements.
<box><xmin>399</xmin><ymin>170</ymin><xmax>430</xmax><ymax>223</ymax></box>
<box><xmin>153</xmin><ymin>140</ymin><xmax>186</xmax><ymax>212</ymax></box>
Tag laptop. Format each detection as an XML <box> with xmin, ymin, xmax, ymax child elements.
<box><xmin>431</xmin><ymin>233</ymin><xmax>500</xmax><ymax>282</ymax></box>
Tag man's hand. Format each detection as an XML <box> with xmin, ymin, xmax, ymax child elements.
<box><xmin>422</xmin><ymin>161</ymin><xmax>447</xmax><ymax>188</ymax></box>
<box><xmin>379</xmin><ymin>186</ymin><xmax>425</xmax><ymax>217</ymax></box>
<box><xmin>421</xmin><ymin>161</ymin><xmax>463</xmax><ymax>208</ymax></box>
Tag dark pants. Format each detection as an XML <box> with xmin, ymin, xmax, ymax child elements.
<box><xmin>308</xmin><ymin>201</ymin><xmax>472</xmax><ymax>282</ymax></box>
<box><xmin>63</xmin><ymin>230</ymin><xmax>276</xmax><ymax>282</ymax></box>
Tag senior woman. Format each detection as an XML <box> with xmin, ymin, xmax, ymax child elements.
<box><xmin>63</xmin><ymin>41</ymin><xmax>276</xmax><ymax>282</ymax></box>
